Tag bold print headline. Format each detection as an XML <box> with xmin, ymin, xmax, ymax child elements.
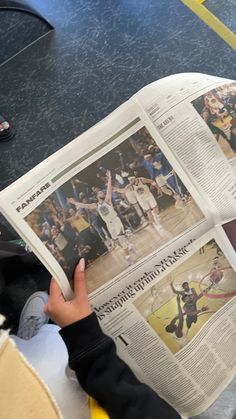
<box><xmin>95</xmin><ymin>239</ymin><xmax>194</xmax><ymax>320</ymax></box>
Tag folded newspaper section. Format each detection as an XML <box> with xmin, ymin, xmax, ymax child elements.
<box><xmin>91</xmin><ymin>228</ymin><xmax>236</xmax><ymax>417</ymax></box>
<box><xmin>0</xmin><ymin>73</ymin><xmax>236</xmax><ymax>416</ymax></box>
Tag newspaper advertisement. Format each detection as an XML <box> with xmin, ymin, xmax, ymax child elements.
<box><xmin>91</xmin><ymin>229</ymin><xmax>236</xmax><ymax>417</ymax></box>
<box><xmin>135</xmin><ymin>73</ymin><xmax>236</xmax><ymax>223</ymax></box>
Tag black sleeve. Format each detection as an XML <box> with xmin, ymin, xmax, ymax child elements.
<box><xmin>60</xmin><ymin>313</ymin><xmax>181</xmax><ymax>419</ymax></box>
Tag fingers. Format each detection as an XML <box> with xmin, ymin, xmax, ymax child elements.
<box><xmin>74</xmin><ymin>259</ymin><xmax>92</xmax><ymax>317</ymax></box>
<box><xmin>49</xmin><ymin>278</ymin><xmax>65</xmax><ymax>302</ymax></box>
<box><xmin>45</xmin><ymin>278</ymin><xmax>65</xmax><ymax>316</ymax></box>
<box><xmin>74</xmin><ymin>259</ymin><xmax>86</xmax><ymax>295</ymax></box>
<box><xmin>74</xmin><ymin>259</ymin><xmax>90</xmax><ymax>301</ymax></box>
<box><xmin>45</xmin><ymin>259</ymin><xmax>91</xmax><ymax>325</ymax></box>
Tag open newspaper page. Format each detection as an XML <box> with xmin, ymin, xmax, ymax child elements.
<box><xmin>90</xmin><ymin>227</ymin><xmax>236</xmax><ymax>417</ymax></box>
<box><xmin>0</xmin><ymin>91</ymin><xmax>210</xmax><ymax>300</ymax></box>
<box><xmin>134</xmin><ymin>73</ymin><xmax>236</xmax><ymax>223</ymax></box>
<box><xmin>0</xmin><ymin>74</ymin><xmax>235</xmax><ymax>415</ymax></box>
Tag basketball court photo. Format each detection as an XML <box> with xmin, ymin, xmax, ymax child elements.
<box><xmin>134</xmin><ymin>240</ymin><xmax>236</xmax><ymax>354</ymax></box>
<box><xmin>192</xmin><ymin>82</ymin><xmax>236</xmax><ymax>160</ymax></box>
<box><xmin>25</xmin><ymin>126</ymin><xmax>204</xmax><ymax>292</ymax></box>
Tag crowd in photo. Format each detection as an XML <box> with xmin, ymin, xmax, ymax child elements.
<box><xmin>25</xmin><ymin>128</ymin><xmax>192</xmax><ymax>279</ymax></box>
<box><xmin>192</xmin><ymin>83</ymin><xmax>236</xmax><ymax>157</ymax></box>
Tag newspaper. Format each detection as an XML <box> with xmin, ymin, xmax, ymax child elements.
<box><xmin>0</xmin><ymin>73</ymin><xmax>236</xmax><ymax>417</ymax></box>
<box><xmin>92</xmin><ymin>228</ymin><xmax>236</xmax><ymax>417</ymax></box>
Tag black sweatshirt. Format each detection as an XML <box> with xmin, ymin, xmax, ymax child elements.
<box><xmin>60</xmin><ymin>312</ymin><xmax>181</xmax><ymax>419</ymax></box>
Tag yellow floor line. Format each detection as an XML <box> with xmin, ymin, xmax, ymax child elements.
<box><xmin>181</xmin><ymin>0</ymin><xmax>236</xmax><ymax>50</ymax></box>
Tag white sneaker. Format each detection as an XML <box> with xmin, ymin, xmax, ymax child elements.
<box><xmin>17</xmin><ymin>291</ymin><xmax>49</xmax><ymax>340</ymax></box>
<box><xmin>125</xmin><ymin>255</ymin><xmax>135</xmax><ymax>266</ymax></box>
<box><xmin>128</xmin><ymin>243</ymin><xmax>137</xmax><ymax>257</ymax></box>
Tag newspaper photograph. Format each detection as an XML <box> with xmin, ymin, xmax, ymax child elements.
<box><xmin>134</xmin><ymin>239</ymin><xmax>236</xmax><ymax>354</ymax></box>
<box><xmin>223</xmin><ymin>219</ymin><xmax>236</xmax><ymax>251</ymax></box>
<box><xmin>144</xmin><ymin>78</ymin><xmax>236</xmax><ymax>222</ymax></box>
<box><xmin>191</xmin><ymin>82</ymin><xmax>236</xmax><ymax>160</ymax></box>
<box><xmin>24</xmin><ymin>126</ymin><xmax>204</xmax><ymax>292</ymax></box>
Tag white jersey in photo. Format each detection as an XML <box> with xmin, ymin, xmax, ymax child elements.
<box><xmin>133</xmin><ymin>179</ymin><xmax>157</xmax><ymax>211</ymax></box>
<box><xmin>125</xmin><ymin>188</ymin><xmax>138</xmax><ymax>205</ymax></box>
<box><xmin>155</xmin><ymin>174</ymin><xmax>167</xmax><ymax>188</ymax></box>
<box><xmin>97</xmin><ymin>201</ymin><xmax>124</xmax><ymax>240</ymax></box>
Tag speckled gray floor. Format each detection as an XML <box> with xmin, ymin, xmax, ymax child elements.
<box><xmin>205</xmin><ymin>0</ymin><xmax>236</xmax><ymax>33</ymax></box>
<box><xmin>0</xmin><ymin>0</ymin><xmax>236</xmax><ymax>333</ymax></box>
<box><xmin>0</xmin><ymin>9</ymin><xmax>51</xmax><ymax>64</ymax></box>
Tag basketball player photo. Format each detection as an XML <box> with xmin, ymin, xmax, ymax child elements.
<box><xmin>25</xmin><ymin>126</ymin><xmax>204</xmax><ymax>293</ymax></box>
<box><xmin>192</xmin><ymin>82</ymin><xmax>236</xmax><ymax>160</ymax></box>
<box><xmin>134</xmin><ymin>239</ymin><xmax>236</xmax><ymax>354</ymax></box>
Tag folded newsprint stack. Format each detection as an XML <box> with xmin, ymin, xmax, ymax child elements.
<box><xmin>1</xmin><ymin>73</ymin><xmax>236</xmax><ymax>417</ymax></box>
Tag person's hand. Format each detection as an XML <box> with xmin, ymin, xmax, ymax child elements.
<box><xmin>67</xmin><ymin>197</ymin><xmax>76</xmax><ymax>205</ymax></box>
<box><xmin>44</xmin><ymin>258</ymin><xmax>92</xmax><ymax>328</ymax></box>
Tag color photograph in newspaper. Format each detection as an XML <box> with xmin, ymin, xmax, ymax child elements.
<box><xmin>134</xmin><ymin>239</ymin><xmax>236</xmax><ymax>354</ymax></box>
<box><xmin>191</xmin><ymin>82</ymin><xmax>236</xmax><ymax>160</ymax></box>
<box><xmin>24</xmin><ymin>126</ymin><xmax>204</xmax><ymax>293</ymax></box>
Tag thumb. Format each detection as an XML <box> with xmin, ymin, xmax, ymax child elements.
<box><xmin>49</xmin><ymin>278</ymin><xmax>65</xmax><ymax>303</ymax></box>
<box><xmin>44</xmin><ymin>278</ymin><xmax>65</xmax><ymax>316</ymax></box>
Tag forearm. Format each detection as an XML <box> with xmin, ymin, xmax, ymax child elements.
<box><xmin>74</xmin><ymin>201</ymin><xmax>83</xmax><ymax>208</ymax></box>
<box><xmin>142</xmin><ymin>177</ymin><xmax>153</xmax><ymax>184</ymax></box>
<box><xmin>114</xmin><ymin>186</ymin><xmax>127</xmax><ymax>193</ymax></box>
<box><xmin>171</xmin><ymin>283</ymin><xmax>178</xmax><ymax>294</ymax></box>
<box><xmin>60</xmin><ymin>313</ymin><xmax>180</xmax><ymax>419</ymax></box>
